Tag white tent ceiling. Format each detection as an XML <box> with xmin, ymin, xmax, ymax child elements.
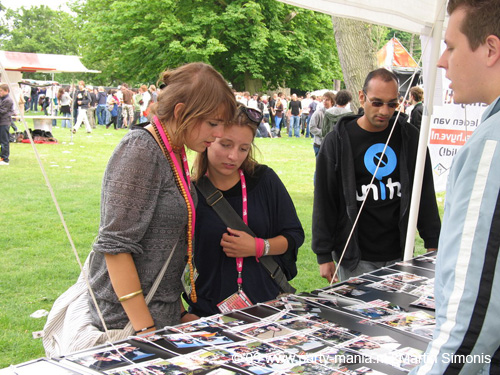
<box><xmin>277</xmin><ymin>0</ymin><xmax>447</xmax><ymax>35</ymax></box>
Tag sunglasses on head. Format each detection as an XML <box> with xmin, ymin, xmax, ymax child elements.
<box><xmin>240</xmin><ymin>105</ymin><xmax>263</xmax><ymax>124</ymax></box>
<box><xmin>363</xmin><ymin>91</ymin><xmax>399</xmax><ymax>109</ymax></box>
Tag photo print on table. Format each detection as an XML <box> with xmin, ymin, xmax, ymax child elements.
<box><xmin>63</xmin><ymin>343</ymin><xmax>156</xmax><ymax>372</ymax></box>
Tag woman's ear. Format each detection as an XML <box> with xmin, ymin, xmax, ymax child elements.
<box><xmin>173</xmin><ymin>102</ymin><xmax>185</xmax><ymax>120</ymax></box>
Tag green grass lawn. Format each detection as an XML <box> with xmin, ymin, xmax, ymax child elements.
<box><xmin>0</xmin><ymin>118</ymin><xmax>442</xmax><ymax>367</ymax></box>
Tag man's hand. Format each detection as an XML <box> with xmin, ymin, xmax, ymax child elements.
<box><xmin>319</xmin><ymin>262</ymin><xmax>339</xmax><ymax>283</ymax></box>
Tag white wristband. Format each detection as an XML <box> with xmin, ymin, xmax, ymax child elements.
<box><xmin>263</xmin><ymin>239</ymin><xmax>270</xmax><ymax>256</ymax></box>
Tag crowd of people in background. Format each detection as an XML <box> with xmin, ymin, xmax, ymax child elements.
<box><xmin>2</xmin><ymin>80</ymin><xmax>427</xmax><ymax>169</ymax></box>
<box><xmin>233</xmin><ymin>85</ymin><xmax>424</xmax><ymax>140</ymax></box>
<box><xmin>19</xmin><ymin>82</ymin><xmax>160</xmax><ymax>133</ymax></box>
<box><xmin>16</xmin><ymin>81</ymin><xmax>425</xmax><ymax>139</ymax></box>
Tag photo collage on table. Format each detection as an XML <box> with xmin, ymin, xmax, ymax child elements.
<box><xmin>12</xmin><ymin>253</ymin><xmax>438</xmax><ymax>375</ymax></box>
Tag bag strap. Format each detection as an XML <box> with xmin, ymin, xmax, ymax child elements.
<box><xmin>86</xmin><ymin>236</ymin><xmax>179</xmax><ymax>337</ymax></box>
<box><xmin>145</xmin><ymin>238</ymin><xmax>179</xmax><ymax>304</ymax></box>
<box><xmin>196</xmin><ymin>175</ymin><xmax>296</xmax><ymax>294</ymax></box>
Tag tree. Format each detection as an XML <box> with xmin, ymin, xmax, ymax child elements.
<box><xmin>331</xmin><ymin>16</ymin><xmax>377</xmax><ymax>112</ymax></box>
<box><xmin>73</xmin><ymin>0</ymin><xmax>341</xmax><ymax>91</ymax></box>
<box><xmin>0</xmin><ymin>3</ymin><xmax>9</xmax><ymax>38</ymax></box>
<box><xmin>0</xmin><ymin>5</ymin><xmax>81</xmax><ymax>81</ymax></box>
<box><xmin>1</xmin><ymin>5</ymin><xmax>78</xmax><ymax>55</ymax></box>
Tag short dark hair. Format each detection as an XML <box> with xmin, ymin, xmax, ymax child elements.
<box><xmin>0</xmin><ymin>84</ymin><xmax>9</xmax><ymax>92</ymax></box>
<box><xmin>362</xmin><ymin>68</ymin><xmax>399</xmax><ymax>93</ymax></box>
<box><xmin>335</xmin><ymin>90</ymin><xmax>352</xmax><ymax>106</ymax></box>
<box><xmin>447</xmin><ymin>0</ymin><xmax>500</xmax><ymax>51</ymax></box>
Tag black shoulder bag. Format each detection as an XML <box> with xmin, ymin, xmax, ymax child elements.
<box><xmin>196</xmin><ymin>175</ymin><xmax>296</xmax><ymax>294</ymax></box>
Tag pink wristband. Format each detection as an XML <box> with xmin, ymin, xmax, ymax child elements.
<box><xmin>254</xmin><ymin>237</ymin><xmax>264</xmax><ymax>261</ymax></box>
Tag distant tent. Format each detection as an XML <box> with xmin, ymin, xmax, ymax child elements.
<box><xmin>377</xmin><ymin>37</ymin><xmax>419</xmax><ymax>70</ymax></box>
<box><xmin>0</xmin><ymin>50</ymin><xmax>99</xmax><ymax>74</ymax></box>
<box><xmin>377</xmin><ymin>37</ymin><xmax>421</xmax><ymax>96</ymax></box>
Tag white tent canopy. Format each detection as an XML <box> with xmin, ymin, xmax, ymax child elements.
<box><xmin>0</xmin><ymin>50</ymin><xmax>100</xmax><ymax>74</ymax></box>
<box><xmin>276</xmin><ymin>0</ymin><xmax>446</xmax><ymax>35</ymax></box>
<box><xmin>278</xmin><ymin>0</ymin><xmax>448</xmax><ymax>260</ymax></box>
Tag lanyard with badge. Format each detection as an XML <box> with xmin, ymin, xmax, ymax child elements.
<box><xmin>217</xmin><ymin>169</ymin><xmax>253</xmax><ymax>313</ymax></box>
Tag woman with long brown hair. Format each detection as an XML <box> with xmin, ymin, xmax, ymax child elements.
<box><xmin>88</xmin><ymin>63</ymin><xmax>236</xmax><ymax>335</ymax></box>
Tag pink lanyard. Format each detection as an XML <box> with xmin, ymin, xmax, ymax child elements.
<box><xmin>236</xmin><ymin>169</ymin><xmax>247</xmax><ymax>291</ymax></box>
<box><xmin>152</xmin><ymin>116</ymin><xmax>196</xmax><ymax>237</ymax></box>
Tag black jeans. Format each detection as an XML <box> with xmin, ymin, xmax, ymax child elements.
<box><xmin>0</xmin><ymin>125</ymin><xmax>10</xmax><ymax>162</ymax></box>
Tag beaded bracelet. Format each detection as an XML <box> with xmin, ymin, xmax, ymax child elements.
<box><xmin>118</xmin><ymin>289</ymin><xmax>143</xmax><ymax>302</ymax></box>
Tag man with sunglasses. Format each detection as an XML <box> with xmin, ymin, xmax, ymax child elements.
<box><xmin>312</xmin><ymin>68</ymin><xmax>440</xmax><ymax>282</ymax></box>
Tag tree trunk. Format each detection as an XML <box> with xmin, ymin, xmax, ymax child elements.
<box><xmin>244</xmin><ymin>72</ymin><xmax>263</xmax><ymax>94</ymax></box>
<box><xmin>331</xmin><ymin>16</ymin><xmax>377</xmax><ymax>113</ymax></box>
<box><xmin>334</xmin><ymin>79</ymin><xmax>341</xmax><ymax>91</ymax></box>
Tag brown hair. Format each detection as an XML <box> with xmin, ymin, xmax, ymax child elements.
<box><xmin>151</xmin><ymin>63</ymin><xmax>236</xmax><ymax>147</ymax></box>
<box><xmin>410</xmin><ymin>86</ymin><xmax>424</xmax><ymax>102</ymax></box>
<box><xmin>57</xmin><ymin>87</ymin><xmax>64</xmax><ymax>101</ymax></box>
<box><xmin>447</xmin><ymin>0</ymin><xmax>500</xmax><ymax>51</ymax></box>
<box><xmin>323</xmin><ymin>91</ymin><xmax>336</xmax><ymax>106</ymax></box>
<box><xmin>0</xmin><ymin>84</ymin><xmax>9</xmax><ymax>92</ymax></box>
<box><xmin>192</xmin><ymin>104</ymin><xmax>259</xmax><ymax>181</ymax></box>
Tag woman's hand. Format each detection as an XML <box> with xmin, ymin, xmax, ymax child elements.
<box><xmin>221</xmin><ymin>228</ymin><xmax>257</xmax><ymax>258</ymax></box>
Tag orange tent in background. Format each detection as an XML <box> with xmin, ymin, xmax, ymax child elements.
<box><xmin>377</xmin><ymin>37</ymin><xmax>419</xmax><ymax>70</ymax></box>
<box><xmin>376</xmin><ymin>37</ymin><xmax>421</xmax><ymax>97</ymax></box>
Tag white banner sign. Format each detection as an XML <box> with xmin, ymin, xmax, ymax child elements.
<box><xmin>428</xmin><ymin>102</ymin><xmax>487</xmax><ymax>192</ymax></box>
<box><xmin>421</xmin><ymin>36</ymin><xmax>487</xmax><ymax>192</ymax></box>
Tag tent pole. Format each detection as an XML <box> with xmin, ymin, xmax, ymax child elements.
<box><xmin>403</xmin><ymin>0</ymin><xmax>446</xmax><ymax>260</ymax></box>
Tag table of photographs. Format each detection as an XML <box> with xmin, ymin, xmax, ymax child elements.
<box><xmin>3</xmin><ymin>253</ymin><xmax>438</xmax><ymax>375</ymax></box>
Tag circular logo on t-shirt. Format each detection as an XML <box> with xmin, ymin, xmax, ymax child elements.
<box><xmin>364</xmin><ymin>143</ymin><xmax>397</xmax><ymax>200</ymax></box>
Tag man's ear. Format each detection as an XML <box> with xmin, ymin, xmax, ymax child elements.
<box><xmin>173</xmin><ymin>102</ymin><xmax>185</xmax><ymax>119</ymax></box>
<box><xmin>358</xmin><ymin>90</ymin><xmax>365</xmax><ymax>106</ymax></box>
<box><xmin>485</xmin><ymin>35</ymin><xmax>500</xmax><ymax>67</ymax></box>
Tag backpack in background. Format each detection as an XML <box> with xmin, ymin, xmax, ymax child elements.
<box><xmin>321</xmin><ymin>111</ymin><xmax>353</xmax><ymax>138</ymax></box>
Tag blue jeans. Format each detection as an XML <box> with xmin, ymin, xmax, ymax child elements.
<box><xmin>0</xmin><ymin>125</ymin><xmax>10</xmax><ymax>162</ymax></box>
<box><xmin>274</xmin><ymin>116</ymin><xmax>282</xmax><ymax>131</ymax></box>
<box><xmin>289</xmin><ymin>115</ymin><xmax>300</xmax><ymax>137</ymax></box>
<box><xmin>60</xmin><ymin>112</ymin><xmax>71</xmax><ymax>128</ymax></box>
<box><xmin>96</xmin><ymin>104</ymin><xmax>107</xmax><ymax>125</ymax></box>
<box><xmin>313</xmin><ymin>144</ymin><xmax>320</xmax><ymax>156</ymax></box>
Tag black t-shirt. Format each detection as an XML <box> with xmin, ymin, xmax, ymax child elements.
<box><xmin>345</xmin><ymin>119</ymin><xmax>402</xmax><ymax>261</ymax></box>
<box><xmin>288</xmin><ymin>100</ymin><xmax>302</xmax><ymax>116</ymax></box>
